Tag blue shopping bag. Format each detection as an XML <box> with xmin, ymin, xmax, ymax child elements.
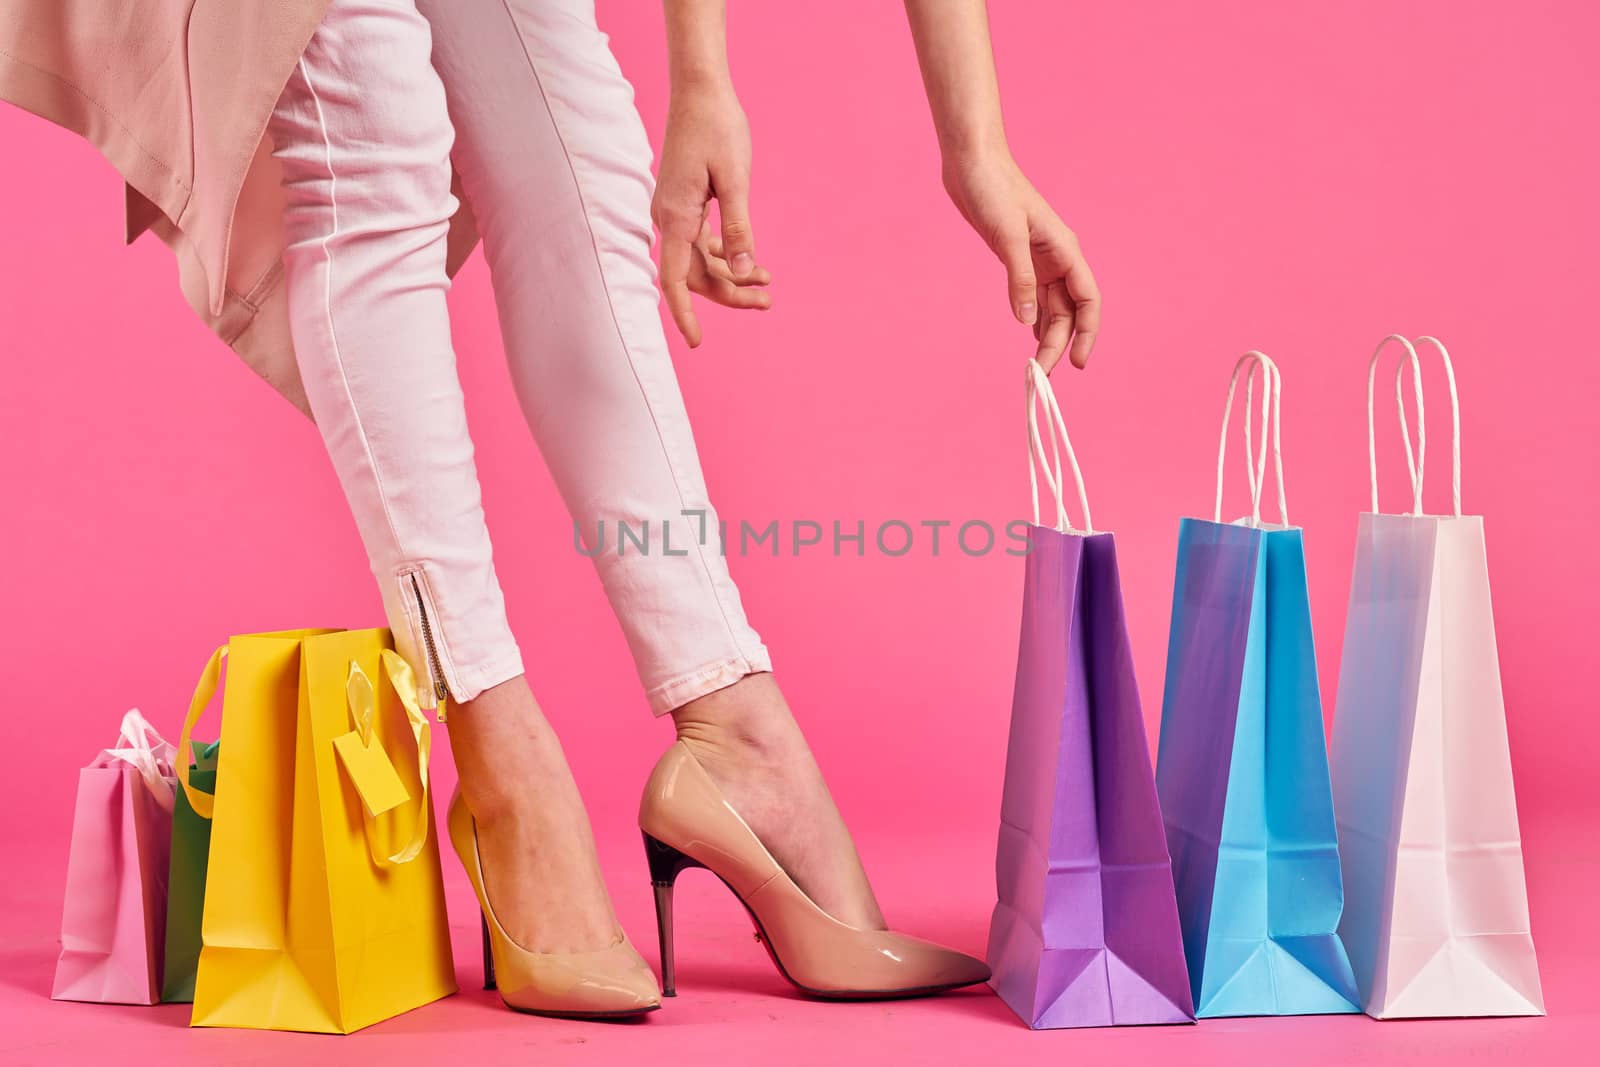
<box><xmin>1154</xmin><ymin>352</ymin><xmax>1360</xmax><ymax>1018</ymax></box>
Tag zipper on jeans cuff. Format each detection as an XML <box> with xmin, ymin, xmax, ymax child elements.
<box><xmin>407</xmin><ymin>571</ymin><xmax>451</xmax><ymax>711</ymax></box>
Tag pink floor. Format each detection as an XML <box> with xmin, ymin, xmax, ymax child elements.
<box><xmin>4</xmin><ymin>812</ymin><xmax>1594</xmax><ymax>1067</ymax></box>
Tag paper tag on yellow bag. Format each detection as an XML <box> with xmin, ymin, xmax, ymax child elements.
<box><xmin>332</xmin><ymin>732</ymin><xmax>409</xmax><ymax>817</ymax></box>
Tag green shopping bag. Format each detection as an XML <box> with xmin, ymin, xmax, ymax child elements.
<box><xmin>160</xmin><ymin>741</ymin><xmax>218</xmax><ymax>1003</ymax></box>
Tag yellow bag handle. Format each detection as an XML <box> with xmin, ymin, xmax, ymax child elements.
<box><xmin>176</xmin><ymin>644</ymin><xmax>228</xmax><ymax>820</ymax></box>
<box><xmin>343</xmin><ymin>649</ymin><xmax>433</xmax><ymax>867</ymax></box>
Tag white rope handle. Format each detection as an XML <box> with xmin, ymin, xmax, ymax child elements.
<box><xmin>1026</xmin><ymin>361</ymin><xmax>1068</xmax><ymax>531</ymax></box>
<box><xmin>1214</xmin><ymin>351</ymin><xmax>1287</xmax><ymax>527</ymax></box>
<box><xmin>1025</xmin><ymin>359</ymin><xmax>1093</xmax><ymax>533</ymax></box>
<box><xmin>1242</xmin><ymin>359</ymin><xmax>1270</xmax><ymax>511</ymax></box>
<box><xmin>1367</xmin><ymin>334</ymin><xmax>1460</xmax><ymax>516</ymax></box>
<box><xmin>1368</xmin><ymin>334</ymin><xmax>1424</xmax><ymax>514</ymax></box>
<box><xmin>1415</xmin><ymin>335</ymin><xmax>1462</xmax><ymax>516</ymax></box>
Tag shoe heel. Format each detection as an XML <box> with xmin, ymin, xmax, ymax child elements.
<box><xmin>643</xmin><ymin>832</ymin><xmax>704</xmax><ymax>997</ymax></box>
<box><xmin>480</xmin><ymin>912</ymin><xmax>497</xmax><ymax>991</ymax></box>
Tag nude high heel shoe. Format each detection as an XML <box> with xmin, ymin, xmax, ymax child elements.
<box><xmin>447</xmin><ymin>790</ymin><xmax>660</xmax><ymax>1018</ymax></box>
<box><xmin>638</xmin><ymin>741</ymin><xmax>991</xmax><ymax>999</ymax></box>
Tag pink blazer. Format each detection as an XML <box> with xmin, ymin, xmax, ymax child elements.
<box><xmin>0</xmin><ymin>0</ymin><xmax>479</xmax><ymax>418</ymax></box>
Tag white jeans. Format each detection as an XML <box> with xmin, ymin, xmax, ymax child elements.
<box><xmin>268</xmin><ymin>0</ymin><xmax>771</xmax><ymax>712</ymax></box>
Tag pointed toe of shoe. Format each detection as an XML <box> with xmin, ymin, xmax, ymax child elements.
<box><xmin>562</xmin><ymin>943</ymin><xmax>662</xmax><ymax>1016</ymax></box>
<box><xmin>776</xmin><ymin>924</ymin><xmax>993</xmax><ymax>999</ymax></box>
<box><xmin>886</xmin><ymin>934</ymin><xmax>991</xmax><ymax>994</ymax></box>
<box><xmin>933</xmin><ymin>947</ymin><xmax>992</xmax><ymax>990</ymax></box>
<box><xmin>611</xmin><ymin>942</ymin><xmax>666</xmax><ymax>1010</ymax></box>
<box><xmin>499</xmin><ymin>940</ymin><xmax>661</xmax><ymax>1018</ymax></box>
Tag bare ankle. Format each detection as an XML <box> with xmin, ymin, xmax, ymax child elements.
<box><xmin>446</xmin><ymin>674</ymin><xmax>567</xmax><ymax>823</ymax></box>
<box><xmin>456</xmin><ymin>778</ymin><xmax>521</xmax><ymax>826</ymax></box>
<box><xmin>670</xmin><ymin>672</ymin><xmax>806</xmax><ymax>763</ymax></box>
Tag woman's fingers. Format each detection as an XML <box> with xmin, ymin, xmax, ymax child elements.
<box><xmin>655</xmin><ymin>200</ymin><xmax>770</xmax><ymax>347</ymax></box>
<box><xmin>702</xmin><ymin>233</ymin><xmax>771</xmax><ymax>286</ymax></box>
<box><xmin>710</xmin><ymin>160</ymin><xmax>757</xmax><ymax>278</ymax></box>
<box><xmin>996</xmin><ymin>223</ymin><xmax>1040</xmax><ymax>326</ymax></box>
<box><xmin>658</xmin><ymin>234</ymin><xmax>702</xmax><ymax>347</ymax></box>
<box><xmin>1058</xmin><ymin>239</ymin><xmax>1101</xmax><ymax>369</ymax></box>
<box><xmin>701</xmin><ymin>251</ymin><xmax>772</xmax><ymax>287</ymax></box>
<box><xmin>1034</xmin><ymin>281</ymin><xmax>1075</xmax><ymax>373</ymax></box>
<box><xmin>653</xmin><ymin>197</ymin><xmax>710</xmax><ymax>347</ymax></box>
<box><xmin>688</xmin><ymin>245</ymin><xmax>772</xmax><ymax>310</ymax></box>
<box><xmin>1026</xmin><ymin>220</ymin><xmax>1101</xmax><ymax>370</ymax></box>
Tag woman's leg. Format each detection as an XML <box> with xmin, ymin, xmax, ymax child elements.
<box><xmin>269</xmin><ymin>0</ymin><xmax>620</xmax><ymax>951</ymax></box>
<box><xmin>419</xmin><ymin>0</ymin><xmax>883</xmax><ymax>928</ymax></box>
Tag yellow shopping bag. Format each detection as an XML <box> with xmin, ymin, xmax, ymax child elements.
<box><xmin>176</xmin><ymin>628</ymin><xmax>456</xmax><ymax>1033</ymax></box>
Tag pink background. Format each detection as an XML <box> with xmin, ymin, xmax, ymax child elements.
<box><xmin>2</xmin><ymin>1</ymin><xmax>1594</xmax><ymax>1062</ymax></box>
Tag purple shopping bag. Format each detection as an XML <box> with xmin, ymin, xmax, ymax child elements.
<box><xmin>987</xmin><ymin>362</ymin><xmax>1194</xmax><ymax>1029</ymax></box>
<box><xmin>52</xmin><ymin>710</ymin><xmax>177</xmax><ymax>1005</ymax></box>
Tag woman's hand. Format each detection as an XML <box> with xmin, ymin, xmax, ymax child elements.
<box><xmin>943</xmin><ymin>152</ymin><xmax>1101</xmax><ymax>372</ymax></box>
<box><xmin>652</xmin><ymin>82</ymin><xmax>771</xmax><ymax>348</ymax></box>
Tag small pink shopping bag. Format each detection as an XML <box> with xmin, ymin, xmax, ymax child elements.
<box><xmin>51</xmin><ymin>710</ymin><xmax>177</xmax><ymax>1005</ymax></box>
<box><xmin>1331</xmin><ymin>337</ymin><xmax>1543</xmax><ymax>1018</ymax></box>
